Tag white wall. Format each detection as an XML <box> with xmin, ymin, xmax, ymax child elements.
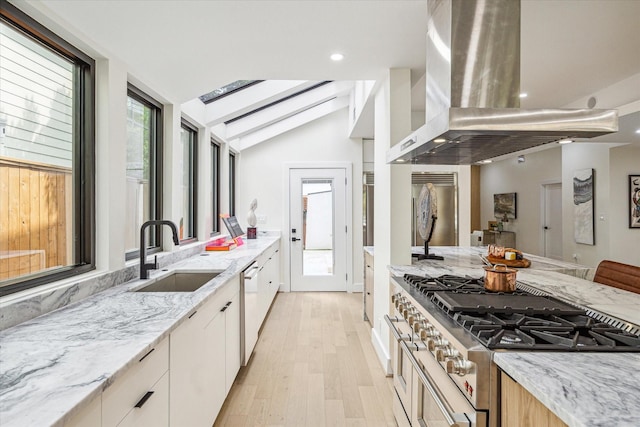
<box><xmin>372</xmin><ymin>69</ymin><xmax>412</xmax><ymax>374</ymax></box>
<box><xmin>562</xmin><ymin>144</ymin><xmax>611</xmax><ymax>267</ymax></box>
<box><xmin>480</xmin><ymin>142</ymin><xmax>639</xmax><ymax>268</ymax></box>
<box><xmin>608</xmin><ymin>143</ymin><xmax>640</xmax><ymax>265</ymax></box>
<box><xmin>236</xmin><ymin>108</ymin><xmax>363</xmax><ymax>291</ymax></box>
<box><xmin>480</xmin><ymin>147</ymin><xmax>562</xmax><ymax>255</ymax></box>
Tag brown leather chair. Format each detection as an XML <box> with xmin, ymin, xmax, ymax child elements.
<box><xmin>593</xmin><ymin>260</ymin><xmax>640</xmax><ymax>294</ymax></box>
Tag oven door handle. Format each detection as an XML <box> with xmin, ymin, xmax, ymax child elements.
<box><xmin>400</xmin><ymin>340</ymin><xmax>471</xmax><ymax>427</ymax></box>
<box><xmin>384</xmin><ymin>314</ymin><xmax>411</xmax><ymax>342</ymax></box>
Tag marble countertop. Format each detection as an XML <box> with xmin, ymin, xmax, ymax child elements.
<box><xmin>388</xmin><ymin>250</ymin><xmax>640</xmax><ymax>427</ymax></box>
<box><xmin>495</xmin><ymin>352</ymin><xmax>640</xmax><ymax>427</ymax></box>
<box><xmin>0</xmin><ymin>235</ymin><xmax>280</xmax><ymax>427</ymax></box>
<box><xmin>366</xmin><ymin>245</ymin><xmax>592</xmax><ymax>278</ymax></box>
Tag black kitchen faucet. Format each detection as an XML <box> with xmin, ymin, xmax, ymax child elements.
<box><xmin>139</xmin><ymin>220</ymin><xmax>180</xmax><ymax>279</ymax></box>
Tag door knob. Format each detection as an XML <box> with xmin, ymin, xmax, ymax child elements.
<box><xmin>291</xmin><ymin>237</ymin><xmax>301</xmax><ymax>242</ymax></box>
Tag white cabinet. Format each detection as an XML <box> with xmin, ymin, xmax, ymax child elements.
<box><xmin>117</xmin><ymin>372</ymin><xmax>169</xmax><ymax>427</ymax></box>
<box><xmin>64</xmin><ymin>395</ymin><xmax>101</xmax><ymax>427</ymax></box>
<box><xmin>364</xmin><ymin>251</ymin><xmax>374</xmax><ymax>327</ymax></box>
<box><xmin>244</xmin><ymin>244</ymin><xmax>280</xmax><ymax>365</ymax></box>
<box><xmin>102</xmin><ymin>337</ymin><xmax>169</xmax><ymax>427</ymax></box>
<box><xmin>258</xmin><ymin>246</ymin><xmax>280</xmax><ymax>325</ymax></box>
<box><xmin>169</xmin><ymin>274</ymin><xmax>240</xmax><ymax>427</ymax></box>
<box><xmin>225</xmin><ymin>291</ymin><xmax>241</xmax><ymax>394</ymax></box>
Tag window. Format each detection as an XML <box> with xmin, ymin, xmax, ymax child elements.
<box><xmin>229</xmin><ymin>151</ymin><xmax>236</xmax><ymax>217</ymax></box>
<box><xmin>125</xmin><ymin>85</ymin><xmax>162</xmax><ymax>259</ymax></box>
<box><xmin>198</xmin><ymin>80</ymin><xmax>262</xmax><ymax>104</ymax></box>
<box><xmin>180</xmin><ymin>119</ymin><xmax>197</xmax><ymax>242</ymax></box>
<box><xmin>211</xmin><ymin>139</ymin><xmax>220</xmax><ymax>235</ymax></box>
<box><xmin>0</xmin><ymin>2</ymin><xmax>95</xmax><ymax>296</ymax></box>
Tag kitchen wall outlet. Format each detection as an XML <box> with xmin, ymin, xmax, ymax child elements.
<box><xmin>572</xmin><ymin>253</ymin><xmax>578</xmax><ymax>261</ymax></box>
<box><xmin>256</xmin><ymin>215</ymin><xmax>267</xmax><ymax>224</ymax></box>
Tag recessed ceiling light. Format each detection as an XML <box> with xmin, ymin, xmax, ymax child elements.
<box><xmin>519</xmin><ymin>93</ymin><xmax>528</xmax><ymax>98</ymax></box>
<box><xmin>635</xmin><ymin>129</ymin><xmax>640</xmax><ymax>134</ymax></box>
<box><xmin>330</xmin><ymin>53</ymin><xmax>344</xmax><ymax>61</ymax></box>
<box><xmin>433</xmin><ymin>138</ymin><xmax>446</xmax><ymax>143</ymax></box>
<box><xmin>558</xmin><ymin>139</ymin><xmax>574</xmax><ymax>145</ymax></box>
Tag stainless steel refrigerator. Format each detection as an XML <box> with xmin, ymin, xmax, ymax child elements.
<box><xmin>362</xmin><ymin>172</ymin><xmax>458</xmax><ymax>247</ymax></box>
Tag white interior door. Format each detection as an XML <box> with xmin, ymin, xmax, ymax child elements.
<box><xmin>290</xmin><ymin>168</ymin><xmax>347</xmax><ymax>291</ymax></box>
<box><xmin>543</xmin><ymin>182</ymin><xmax>563</xmax><ymax>260</ymax></box>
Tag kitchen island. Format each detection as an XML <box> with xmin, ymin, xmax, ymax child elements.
<box><xmin>0</xmin><ymin>234</ymin><xmax>280</xmax><ymax>427</ymax></box>
<box><xmin>388</xmin><ymin>247</ymin><xmax>640</xmax><ymax>427</ymax></box>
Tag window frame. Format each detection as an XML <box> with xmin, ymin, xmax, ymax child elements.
<box><xmin>229</xmin><ymin>151</ymin><xmax>237</xmax><ymax>217</ymax></box>
<box><xmin>125</xmin><ymin>84</ymin><xmax>164</xmax><ymax>261</ymax></box>
<box><xmin>180</xmin><ymin>118</ymin><xmax>198</xmax><ymax>243</ymax></box>
<box><xmin>211</xmin><ymin>138</ymin><xmax>221</xmax><ymax>236</ymax></box>
<box><xmin>0</xmin><ymin>2</ymin><xmax>95</xmax><ymax>297</ymax></box>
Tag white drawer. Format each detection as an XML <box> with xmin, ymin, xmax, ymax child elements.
<box><xmin>116</xmin><ymin>371</ymin><xmax>168</xmax><ymax>427</ymax></box>
<box><xmin>102</xmin><ymin>337</ymin><xmax>169</xmax><ymax>427</ymax></box>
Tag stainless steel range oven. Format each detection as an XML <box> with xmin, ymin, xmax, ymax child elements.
<box><xmin>386</xmin><ymin>274</ymin><xmax>640</xmax><ymax>427</ymax></box>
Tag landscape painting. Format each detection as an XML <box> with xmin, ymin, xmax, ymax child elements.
<box><xmin>573</xmin><ymin>168</ymin><xmax>594</xmax><ymax>245</ymax></box>
<box><xmin>494</xmin><ymin>193</ymin><xmax>517</xmax><ymax>220</ymax></box>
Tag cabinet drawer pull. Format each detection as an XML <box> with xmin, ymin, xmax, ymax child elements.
<box><xmin>134</xmin><ymin>391</ymin><xmax>154</xmax><ymax>408</ymax></box>
<box><xmin>138</xmin><ymin>348</ymin><xmax>155</xmax><ymax>363</ymax></box>
<box><xmin>188</xmin><ymin>310</ymin><xmax>198</xmax><ymax>319</ymax></box>
<box><xmin>221</xmin><ymin>301</ymin><xmax>232</xmax><ymax>312</ymax></box>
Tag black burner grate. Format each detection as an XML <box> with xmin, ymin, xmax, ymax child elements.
<box><xmin>401</xmin><ymin>273</ymin><xmax>640</xmax><ymax>351</ymax></box>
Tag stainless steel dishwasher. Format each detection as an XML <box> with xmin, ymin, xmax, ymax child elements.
<box><xmin>240</xmin><ymin>261</ymin><xmax>260</xmax><ymax>365</ymax></box>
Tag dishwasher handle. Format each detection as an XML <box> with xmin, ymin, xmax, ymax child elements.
<box><xmin>244</xmin><ymin>262</ymin><xmax>259</xmax><ymax>280</ymax></box>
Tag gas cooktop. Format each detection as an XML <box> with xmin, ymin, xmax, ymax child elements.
<box><xmin>402</xmin><ymin>273</ymin><xmax>640</xmax><ymax>352</ymax></box>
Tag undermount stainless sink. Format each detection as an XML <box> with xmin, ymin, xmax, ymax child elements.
<box><xmin>133</xmin><ymin>271</ymin><xmax>222</xmax><ymax>292</ymax></box>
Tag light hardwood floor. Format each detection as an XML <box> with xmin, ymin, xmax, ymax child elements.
<box><xmin>213</xmin><ymin>292</ymin><xmax>396</xmax><ymax>427</ymax></box>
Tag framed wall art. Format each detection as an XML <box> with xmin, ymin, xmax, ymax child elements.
<box><xmin>630</xmin><ymin>174</ymin><xmax>640</xmax><ymax>229</ymax></box>
<box><xmin>573</xmin><ymin>168</ymin><xmax>595</xmax><ymax>245</ymax></box>
<box><xmin>493</xmin><ymin>192</ymin><xmax>517</xmax><ymax>220</ymax></box>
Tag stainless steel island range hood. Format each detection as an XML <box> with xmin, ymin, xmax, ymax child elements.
<box><xmin>387</xmin><ymin>0</ymin><xmax>618</xmax><ymax>165</ymax></box>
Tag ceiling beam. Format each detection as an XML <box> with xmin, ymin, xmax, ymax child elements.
<box><xmin>234</xmin><ymin>96</ymin><xmax>350</xmax><ymax>151</ymax></box>
<box><xmin>225</xmin><ymin>81</ymin><xmax>354</xmax><ymax>139</ymax></box>
<box><xmin>204</xmin><ymin>80</ymin><xmax>320</xmax><ymax>126</ymax></box>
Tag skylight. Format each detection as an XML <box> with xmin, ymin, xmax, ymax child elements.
<box><xmin>199</xmin><ymin>80</ymin><xmax>262</xmax><ymax>104</ymax></box>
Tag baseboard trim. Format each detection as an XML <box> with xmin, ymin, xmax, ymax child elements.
<box><xmin>371</xmin><ymin>327</ymin><xmax>392</xmax><ymax>375</ymax></box>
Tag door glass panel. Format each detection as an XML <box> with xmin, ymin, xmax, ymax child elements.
<box><xmin>301</xmin><ymin>179</ymin><xmax>334</xmax><ymax>276</ymax></box>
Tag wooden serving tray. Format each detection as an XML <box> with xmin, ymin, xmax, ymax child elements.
<box><xmin>486</xmin><ymin>255</ymin><xmax>531</xmax><ymax>268</ymax></box>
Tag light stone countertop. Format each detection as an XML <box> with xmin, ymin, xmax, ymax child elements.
<box><xmin>0</xmin><ymin>234</ymin><xmax>280</xmax><ymax>427</ymax></box>
<box><xmin>412</xmin><ymin>245</ymin><xmax>592</xmax><ymax>278</ymax></box>
<box><xmin>387</xmin><ymin>248</ymin><xmax>640</xmax><ymax>427</ymax></box>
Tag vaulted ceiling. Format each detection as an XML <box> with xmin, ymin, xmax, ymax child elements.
<box><xmin>19</xmin><ymin>0</ymin><xmax>640</xmax><ymax>148</ymax></box>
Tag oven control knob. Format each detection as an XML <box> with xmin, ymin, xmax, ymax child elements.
<box><xmin>421</xmin><ymin>326</ymin><xmax>440</xmax><ymax>341</ymax></box>
<box><xmin>427</xmin><ymin>336</ymin><xmax>448</xmax><ymax>351</ymax></box>
<box><xmin>446</xmin><ymin>357</ymin><xmax>474</xmax><ymax>376</ymax></box>
<box><xmin>413</xmin><ymin>320</ymin><xmax>426</xmax><ymax>334</ymax></box>
<box><xmin>408</xmin><ymin>312</ymin><xmax>422</xmax><ymax>327</ymax></box>
<box><xmin>403</xmin><ymin>307</ymin><xmax>416</xmax><ymax>321</ymax></box>
<box><xmin>435</xmin><ymin>346</ymin><xmax>459</xmax><ymax>362</ymax></box>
